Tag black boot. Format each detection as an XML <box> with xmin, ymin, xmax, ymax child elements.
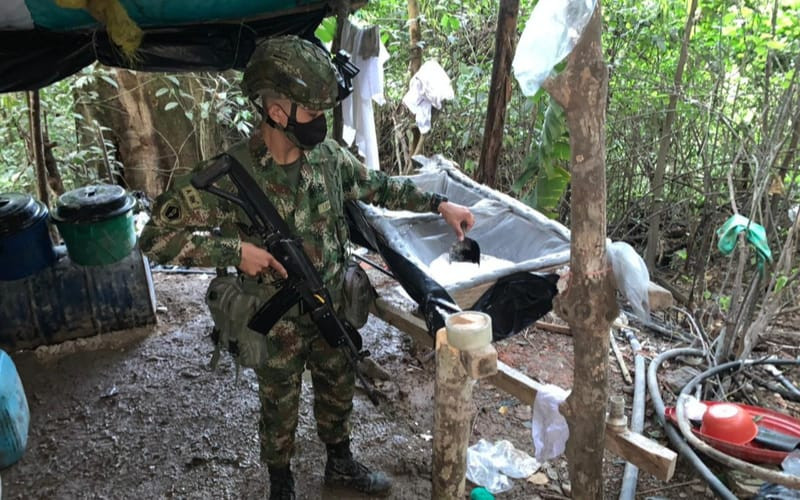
<box><xmin>268</xmin><ymin>465</ymin><xmax>295</xmax><ymax>500</ymax></box>
<box><xmin>324</xmin><ymin>439</ymin><xmax>392</xmax><ymax>496</ymax></box>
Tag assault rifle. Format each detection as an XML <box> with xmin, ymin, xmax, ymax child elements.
<box><xmin>191</xmin><ymin>154</ymin><xmax>381</xmax><ymax>405</ymax></box>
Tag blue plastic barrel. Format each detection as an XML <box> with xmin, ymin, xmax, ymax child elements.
<box><xmin>0</xmin><ymin>350</ymin><xmax>29</xmax><ymax>469</ymax></box>
<box><xmin>0</xmin><ymin>193</ymin><xmax>57</xmax><ymax>281</ymax></box>
<box><xmin>0</xmin><ymin>247</ymin><xmax>157</xmax><ymax>349</ymax></box>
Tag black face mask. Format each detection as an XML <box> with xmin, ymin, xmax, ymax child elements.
<box><xmin>265</xmin><ymin>102</ymin><xmax>327</xmax><ymax>150</ymax></box>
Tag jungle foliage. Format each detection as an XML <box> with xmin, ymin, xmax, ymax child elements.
<box><xmin>1</xmin><ymin>0</ymin><xmax>799</xmax><ymax>343</ymax></box>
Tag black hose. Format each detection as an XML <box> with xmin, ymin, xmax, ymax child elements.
<box><xmin>676</xmin><ymin>358</ymin><xmax>800</xmax><ymax>489</ymax></box>
<box><xmin>639</xmin><ymin>316</ymin><xmax>695</xmax><ymax>344</ymax></box>
<box><xmin>765</xmin><ymin>364</ymin><xmax>800</xmax><ymax>400</ymax></box>
<box><xmin>619</xmin><ymin>328</ymin><xmax>646</xmax><ymax>500</ymax></box>
<box><xmin>647</xmin><ymin>347</ymin><xmax>737</xmax><ymax>500</ymax></box>
<box><xmin>749</xmin><ymin>372</ymin><xmax>800</xmax><ymax>403</ymax></box>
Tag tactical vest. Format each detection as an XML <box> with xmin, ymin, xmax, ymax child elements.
<box><xmin>204</xmin><ymin>140</ymin><xmax>374</xmax><ymax>371</ymax></box>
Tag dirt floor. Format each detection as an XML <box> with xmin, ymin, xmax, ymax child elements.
<box><xmin>2</xmin><ymin>268</ymin><xmax>798</xmax><ymax>499</ymax></box>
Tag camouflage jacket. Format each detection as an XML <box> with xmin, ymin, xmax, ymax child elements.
<box><xmin>139</xmin><ymin>135</ymin><xmax>439</xmax><ymax>300</ymax></box>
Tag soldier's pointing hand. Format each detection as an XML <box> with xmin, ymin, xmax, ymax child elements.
<box><xmin>239</xmin><ymin>241</ymin><xmax>288</xmax><ymax>278</ymax></box>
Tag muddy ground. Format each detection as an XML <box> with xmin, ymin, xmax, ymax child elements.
<box><xmin>3</xmin><ymin>268</ymin><xmax>797</xmax><ymax>499</ymax></box>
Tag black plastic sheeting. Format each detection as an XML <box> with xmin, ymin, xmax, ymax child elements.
<box><xmin>0</xmin><ymin>10</ymin><xmax>325</xmax><ymax>93</ymax></box>
<box><xmin>345</xmin><ymin>201</ymin><xmax>559</xmax><ymax>340</ymax></box>
<box><xmin>470</xmin><ymin>272</ymin><xmax>559</xmax><ymax>340</ymax></box>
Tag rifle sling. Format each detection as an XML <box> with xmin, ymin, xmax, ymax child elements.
<box><xmin>209</xmin><ymin>152</ymin><xmax>356</xmax><ymax>350</ymax></box>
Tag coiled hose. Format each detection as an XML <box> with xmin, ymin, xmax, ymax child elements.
<box><xmin>676</xmin><ymin>358</ymin><xmax>800</xmax><ymax>489</ymax></box>
<box><xmin>646</xmin><ymin>347</ymin><xmax>737</xmax><ymax>499</ymax></box>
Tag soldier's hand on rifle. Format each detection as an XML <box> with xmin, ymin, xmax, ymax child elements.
<box><xmin>239</xmin><ymin>241</ymin><xmax>288</xmax><ymax>278</ymax></box>
<box><xmin>438</xmin><ymin>201</ymin><xmax>475</xmax><ymax>240</ymax></box>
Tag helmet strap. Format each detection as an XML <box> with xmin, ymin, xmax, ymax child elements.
<box><xmin>259</xmin><ymin>99</ymin><xmax>299</xmax><ymax>136</ymax></box>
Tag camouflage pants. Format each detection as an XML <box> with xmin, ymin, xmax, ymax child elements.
<box><xmin>255</xmin><ymin>315</ymin><xmax>354</xmax><ymax>467</ymax></box>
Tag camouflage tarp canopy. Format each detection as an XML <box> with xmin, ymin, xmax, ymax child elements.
<box><xmin>0</xmin><ymin>0</ymin><xmax>337</xmax><ymax>92</ymax></box>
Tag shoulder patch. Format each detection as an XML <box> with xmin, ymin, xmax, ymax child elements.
<box><xmin>318</xmin><ymin>200</ymin><xmax>331</xmax><ymax>214</ymax></box>
<box><xmin>160</xmin><ymin>200</ymin><xmax>182</xmax><ymax>221</ymax></box>
<box><xmin>181</xmin><ymin>185</ymin><xmax>203</xmax><ymax>210</ymax></box>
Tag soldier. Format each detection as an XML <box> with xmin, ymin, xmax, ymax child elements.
<box><xmin>139</xmin><ymin>35</ymin><xmax>474</xmax><ymax>499</ymax></box>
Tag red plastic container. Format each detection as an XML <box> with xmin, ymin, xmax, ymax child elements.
<box><xmin>700</xmin><ymin>403</ymin><xmax>758</xmax><ymax>445</ymax></box>
<box><xmin>665</xmin><ymin>401</ymin><xmax>800</xmax><ymax>465</ymax></box>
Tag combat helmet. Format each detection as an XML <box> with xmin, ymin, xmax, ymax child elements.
<box><xmin>242</xmin><ymin>35</ymin><xmax>339</xmax><ymax>111</ymax></box>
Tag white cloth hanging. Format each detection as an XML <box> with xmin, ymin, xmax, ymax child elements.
<box><xmin>340</xmin><ymin>19</ymin><xmax>389</xmax><ymax>171</ymax></box>
<box><xmin>401</xmin><ymin>60</ymin><xmax>454</xmax><ymax>134</ymax></box>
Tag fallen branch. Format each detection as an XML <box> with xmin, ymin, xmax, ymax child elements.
<box><xmin>534</xmin><ymin>321</ymin><xmax>572</xmax><ymax>335</ymax></box>
<box><xmin>638</xmin><ymin>479</ymin><xmax>702</xmax><ymax>496</ymax></box>
<box><xmin>610</xmin><ymin>330</ymin><xmax>632</xmax><ymax>384</ymax></box>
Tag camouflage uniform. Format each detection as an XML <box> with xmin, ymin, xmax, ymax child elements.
<box><xmin>139</xmin><ymin>134</ymin><xmax>440</xmax><ymax>467</ymax></box>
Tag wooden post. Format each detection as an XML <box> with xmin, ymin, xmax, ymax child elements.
<box><xmin>407</xmin><ymin>0</ymin><xmax>424</xmax><ymax>159</ymax></box>
<box><xmin>476</xmin><ymin>0</ymin><xmax>520</xmax><ymax>188</ymax></box>
<box><xmin>332</xmin><ymin>0</ymin><xmax>350</xmax><ymax>146</ymax></box>
<box><xmin>27</xmin><ymin>90</ymin><xmax>51</xmax><ymax>208</ymax></box>
<box><xmin>542</xmin><ymin>3</ymin><xmax>614</xmax><ymax>497</ymax></box>
<box><xmin>432</xmin><ymin>328</ymin><xmax>497</xmax><ymax>499</ymax></box>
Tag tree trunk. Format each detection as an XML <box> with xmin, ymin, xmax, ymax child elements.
<box><xmin>644</xmin><ymin>0</ymin><xmax>698</xmax><ymax>270</ymax></box>
<box><xmin>407</xmin><ymin>0</ymin><xmax>423</xmax><ymax>160</ymax></box>
<box><xmin>74</xmin><ymin>69</ymin><xmax>204</xmax><ymax>197</ymax></box>
<box><xmin>26</xmin><ymin>90</ymin><xmax>51</xmax><ymax>208</ymax></box>
<box><xmin>407</xmin><ymin>0</ymin><xmax>422</xmax><ymax>76</ymax></box>
<box><xmin>476</xmin><ymin>0</ymin><xmax>519</xmax><ymax>188</ymax></box>
<box><xmin>544</xmin><ymin>3</ymin><xmax>616</xmax><ymax>498</ymax></box>
<box><xmin>42</xmin><ymin>113</ymin><xmax>66</xmax><ymax>196</ymax></box>
<box><xmin>113</xmin><ymin>69</ymin><xmax>166</xmax><ymax>196</ymax></box>
<box><xmin>72</xmin><ymin>77</ymin><xmax>119</xmax><ymax>182</ymax></box>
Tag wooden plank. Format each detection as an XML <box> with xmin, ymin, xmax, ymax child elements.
<box><xmin>450</xmin><ymin>281</ymin><xmax>493</xmax><ymax>309</ymax></box>
<box><xmin>648</xmin><ymin>281</ymin><xmax>674</xmax><ymax>312</ymax></box>
<box><xmin>605</xmin><ymin>427</ymin><xmax>677</xmax><ymax>481</ymax></box>
<box><xmin>372</xmin><ymin>297</ymin><xmax>677</xmax><ymax>481</ymax></box>
<box><xmin>487</xmin><ymin>362</ymin><xmax>544</xmax><ymax>405</ymax></box>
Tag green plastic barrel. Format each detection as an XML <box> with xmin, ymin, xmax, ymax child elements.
<box><xmin>51</xmin><ymin>184</ymin><xmax>136</xmax><ymax>266</ymax></box>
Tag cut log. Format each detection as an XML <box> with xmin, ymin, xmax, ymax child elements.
<box><xmin>432</xmin><ymin>329</ymin><xmax>497</xmax><ymax>499</ymax></box>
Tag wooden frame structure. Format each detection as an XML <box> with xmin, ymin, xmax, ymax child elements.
<box><xmin>371</xmin><ymin>296</ymin><xmax>677</xmax><ymax>482</ymax></box>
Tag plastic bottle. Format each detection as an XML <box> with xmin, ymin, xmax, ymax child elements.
<box><xmin>0</xmin><ymin>350</ymin><xmax>29</xmax><ymax>469</ymax></box>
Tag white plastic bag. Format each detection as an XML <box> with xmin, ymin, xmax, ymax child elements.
<box><xmin>466</xmin><ymin>439</ymin><xmax>540</xmax><ymax>494</ymax></box>
<box><xmin>401</xmin><ymin>60</ymin><xmax>454</xmax><ymax>134</ymax></box>
<box><xmin>513</xmin><ymin>0</ymin><xmax>598</xmax><ymax>96</ymax></box>
<box><xmin>607</xmin><ymin>241</ymin><xmax>651</xmax><ymax>322</ymax></box>
<box><xmin>531</xmin><ymin>384</ymin><xmax>570</xmax><ymax>461</ymax></box>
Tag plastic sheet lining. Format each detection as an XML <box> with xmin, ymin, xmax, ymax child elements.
<box><xmin>347</xmin><ymin>155</ymin><xmax>568</xmax><ymax>340</ymax></box>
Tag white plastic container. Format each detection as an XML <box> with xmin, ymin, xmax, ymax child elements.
<box><xmin>445</xmin><ymin>311</ymin><xmax>492</xmax><ymax>350</ymax></box>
